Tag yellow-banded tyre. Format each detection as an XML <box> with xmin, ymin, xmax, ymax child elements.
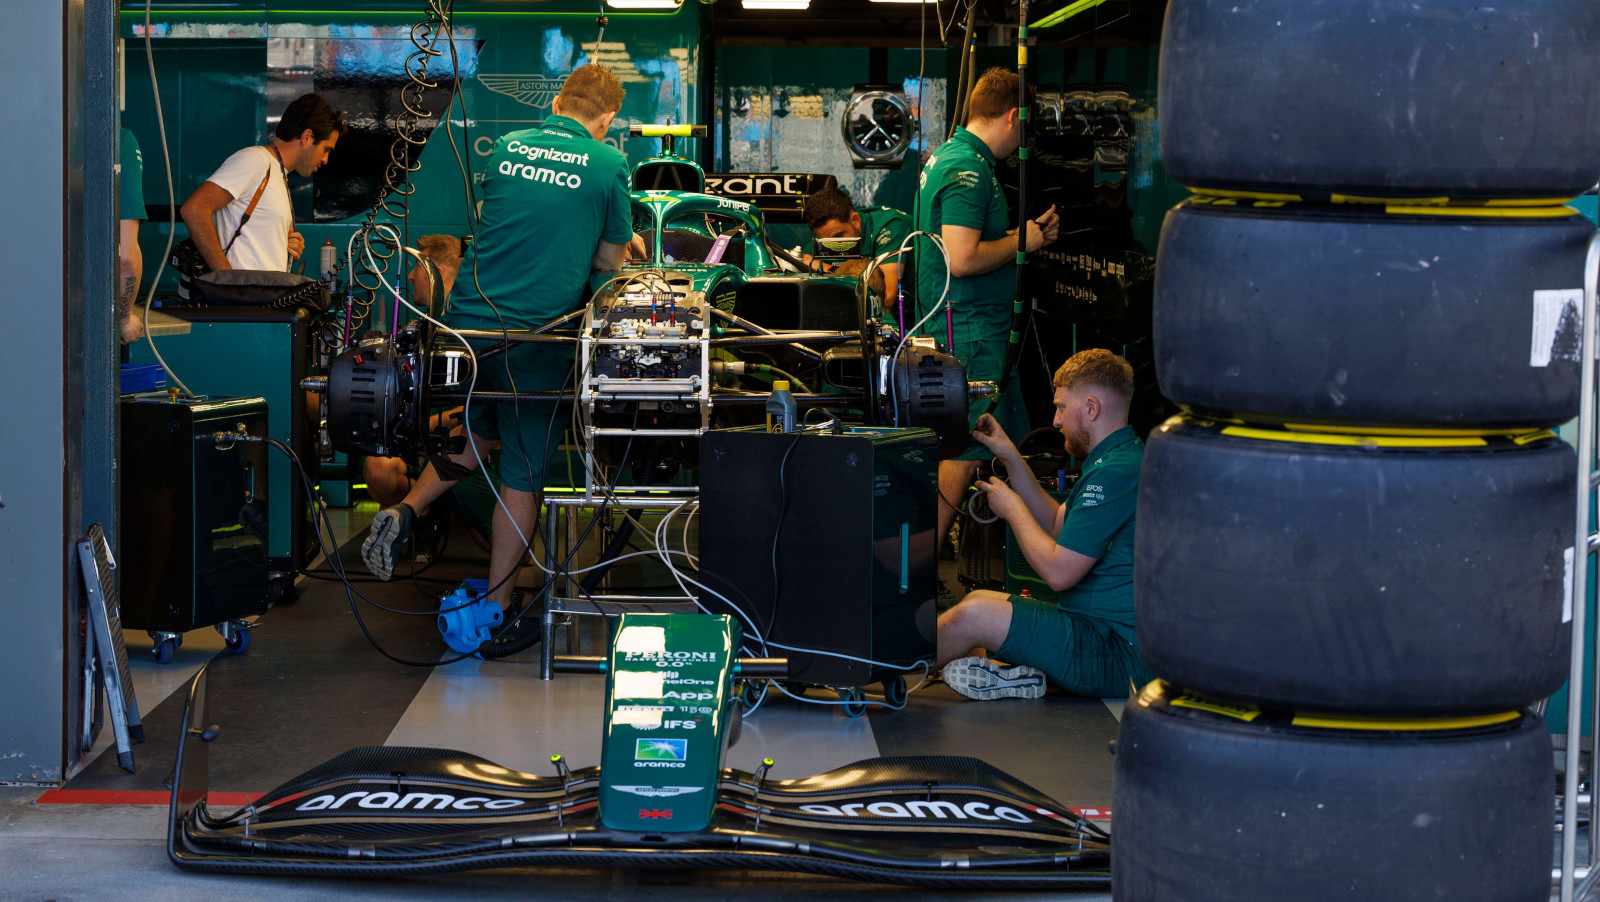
<box><xmin>1111</xmin><ymin>682</ymin><xmax>1551</xmax><ymax>902</ymax></box>
<box><xmin>1154</xmin><ymin>202</ymin><xmax>1591</xmax><ymax>429</ymax></box>
<box><xmin>1159</xmin><ymin>0</ymin><xmax>1600</xmax><ymax>200</ymax></box>
<box><xmin>1134</xmin><ymin>417</ymin><xmax>1573</xmax><ymax>714</ymax></box>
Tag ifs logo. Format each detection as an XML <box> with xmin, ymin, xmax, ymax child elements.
<box><xmin>635</xmin><ymin>738</ymin><xmax>687</xmax><ymax>761</ymax></box>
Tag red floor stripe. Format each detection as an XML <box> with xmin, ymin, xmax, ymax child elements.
<box><xmin>35</xmin><ymin>790</ymin><xmax>263</xmax><ymax>806</ymax></box>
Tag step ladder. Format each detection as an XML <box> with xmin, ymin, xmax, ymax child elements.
<box><xmin>76</xmin><ymin>524</ymin><xmax>143</xmax><ymax>772</ymax></box>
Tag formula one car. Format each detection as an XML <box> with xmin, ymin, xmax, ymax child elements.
<box><xmin>167</xmin><ymin>613</ymin><xmax>1111</xmax><ymax>887</ymax></box>
<box><xmin>309</xmin><ymin>124</ymin><xmax>981</xmax><ymax>479</ymax></box>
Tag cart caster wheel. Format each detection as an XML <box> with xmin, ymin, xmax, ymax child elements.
<box><xmin>152</xmin><ymin>638</ymin><xmax>177</xmax><ymax>665</ymax></box>
<box><xmin>267</xmin><ymin>574</ymin><xmax>291</xmax><ymax>606</ymax></box>
<box><xmin>783</xmin><ymin>681</ymin><xmax>808</xmax><ymax>698</ymax></box>
<box><xmin>883</xmin><ymin>676</ymin><xmax>908</xmax><ymax>707</ymax></box>
<box><xmin>225</xmin><ymin>627</ymin><xmax>251</xmax><ymax>655</ymax></box>
<box><xmin>839</xmin><ymin>687</ymin><xmax>867</xmax><ymax>718</ymax></box>
<box><xmin>739</xmin><ymin>680</ymin><xmax>765</xmax><ymax>708</ymax></box>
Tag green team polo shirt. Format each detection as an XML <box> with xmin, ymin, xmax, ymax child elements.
<box><xmin>858</xmin><ymin>205</ymin><xmax>911</xmax><ymax>258</ymax></box>
<box><xmin>1056</xmin><ymin>425</ymin><xmax>1144</xmax><ymax>642</ymax></box>
<box><xmin>448</xmin><ymin>115</ymin><xmax>633</xmax><ymax>328</ymax></box>
<box><xmin>914</xmin><ymin>126</ymin><xmax>1013</xmax><ymax>344</ymax></box>
<box><xmin>119</xmin><ymin>128</ymin><xmax>145</xmax><ymax>221</ymax></box>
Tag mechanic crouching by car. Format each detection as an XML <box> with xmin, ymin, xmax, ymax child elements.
<box><xmin>936</xmin><ymin>349</ymin><xmax>1153</xmax><ymax>701</ymax></box>
<box><xmin>359</xmin><ymin>64</ymin><xmax>637</xmax><ymax>641</ymax></box>
<box><xmin>801</xmin><ymin>185</ymin><xmax>912</xmax><ymax>311</ymax></box>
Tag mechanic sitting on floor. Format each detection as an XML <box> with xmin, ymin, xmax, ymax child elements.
<box><xmin>801</xmin><ymin>185</ymin><xmax>911</xmax><ymax>309</ymax></box>
<box><xmin>936</xmin><ymin>349</ymin><xmax>1153</xmax><ymax>701</ymax></box>
<box><xmin>361</xmin><ymin>235</ymin><xmax>502</xmax><ymax>558</ymax></box>
<box><xmin>360</xmin><ymin>64</ymin><xmax>637</xmax><ymax>636</ymax></box>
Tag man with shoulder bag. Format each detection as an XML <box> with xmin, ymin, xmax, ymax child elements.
<box><xmin>176</xmin><ymin>93</ymin><xmax>344</xmax><ymax>304</ymax></box>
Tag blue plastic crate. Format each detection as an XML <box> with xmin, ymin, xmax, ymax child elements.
<box><xmin>119</xmin><ymin>364</ymin><xmax>167</xmax><ymax>395</ymax></box>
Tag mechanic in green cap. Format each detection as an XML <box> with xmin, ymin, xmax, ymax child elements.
<box><xmin>915</xmin><ymin>67</ymin><xmax>1061</xmax><ymax>567</ymax></box>
<box><xmin>801</xmin><ymin>185</ymin><xmax>912</xmax><ymax>310</ymax></box>
<box><xmin>937</xmin><ymin>349</ymin><xmax>1151</xmax><ymax>701</ymax></box>
<box><xmin>362</xmin><ymin>63</ymin><xmax>640</xmax><ymax>630</ymax></box>
<box><xmin>118</xmin><ymin>127</ymin><xmax>146</xmax><ymax>344</ymax></box>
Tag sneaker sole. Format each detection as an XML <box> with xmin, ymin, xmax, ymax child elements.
<box><xmin>362</xmin><ymin>513</ymin><xmax>399</xmax><ymax>581</ymax></box>
<box><xmin>942</xmin><ymin>657</ymin><xmax>1047</xmax><ymax>701</ymax></box>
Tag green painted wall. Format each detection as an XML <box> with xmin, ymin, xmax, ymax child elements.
<box><xmin>120</xmin><ymin>1</ymin><xmax>711</xmax><ymax>293</ymax></box>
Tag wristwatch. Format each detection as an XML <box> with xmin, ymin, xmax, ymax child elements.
<box><xmin>842</xmin><ymin>84</ymin><xmax>915</xmax><ymax>170</ymax></box>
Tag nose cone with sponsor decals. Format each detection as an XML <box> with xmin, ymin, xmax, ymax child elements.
<box><xmin>166</xmin><ymin>614</ymin><xmax>1109</xmax><ymax>888</ymax></box>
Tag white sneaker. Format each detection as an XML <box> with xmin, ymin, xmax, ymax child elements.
<box><xmin>942</xmin><ymin>657</ymin><xmax>1048</xmax><ymax>701</ymax></box>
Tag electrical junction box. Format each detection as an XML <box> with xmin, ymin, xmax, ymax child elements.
<box><xmin>697</xmin><ymin>426</ymin><xmax>938</xmax><ymax>687</ymax></box>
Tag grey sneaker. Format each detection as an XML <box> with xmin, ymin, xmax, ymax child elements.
<box><xmin>361</xmin><ymin>503</ymin><xmax>415</xmax><ymax>580</ymax></box>
<box><xmin>942</xmin><ymin>657</ymin><xmax>1047</xmax><ymax>701</ymax></box>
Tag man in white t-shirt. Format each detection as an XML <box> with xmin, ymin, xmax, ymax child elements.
<box><xmin>179</xmin><ymin>93</ymin><xmax>345</xmax><ymax>272</ymax></box>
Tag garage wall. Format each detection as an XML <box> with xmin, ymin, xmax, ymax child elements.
<box><xmin>1</xmin><ymin>0</ymin><xmax>114</xmax><ymax>785</ymax></box>
<box><xmin>120</xmin><ymin>1</ymin><xmax>711</xmax><ymax>294</ymax></box>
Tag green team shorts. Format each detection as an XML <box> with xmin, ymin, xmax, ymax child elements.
<box><xmin>995</xmin><ymin>596</ymin><xmax>1151</xmax><ymax>698</ymax></box>
<box><xmin>450</xmin><ymin>316</ymin><xmax>572</xmax><ymax>494</ymax></box>
<box><xmin>445</xmin><ymin>463</ymin><xmax>500</xmax><ymax>539</ymax></box>
<box><xmin>950</xmin><ymin>336</ymin><xmax>1030</xmax><ymax>462</ymax></box>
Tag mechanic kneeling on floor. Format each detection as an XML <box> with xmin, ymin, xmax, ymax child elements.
<box><xmin>937</xmin><ymin>349</ymin><xmax>1153</xmax><ymax>701</ymax></box>
<box><xmin>360</xmin><ymin>64</ymin><xmax>637</xmax><ymax>638</ymax></box>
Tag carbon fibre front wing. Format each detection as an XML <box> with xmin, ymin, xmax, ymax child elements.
<box><xmin>167</xmin><ymin>667</ymin><xmax>1110</xmax><ymax>888</ymax></box>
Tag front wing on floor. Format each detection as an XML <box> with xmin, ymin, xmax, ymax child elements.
<box><xmin>167</xmin><ymin>667</ymin><xmax>1110</xmax><ymax>889</ymax></box>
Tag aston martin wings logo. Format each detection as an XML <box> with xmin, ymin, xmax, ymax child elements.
<box><xmin>478</xmin><ymin>74</ymin><xmax>565</xmax><ymax>110</ymax></box>
<box><xmin>612</xmin><ymin>786</ymin><xmax>705</xmax><ymax>798</ymax></box>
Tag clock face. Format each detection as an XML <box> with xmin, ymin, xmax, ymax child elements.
<box><xmin>843</xmin><ymin>90</ymin><xmax>914</xmax><ymax>163</ymax></box>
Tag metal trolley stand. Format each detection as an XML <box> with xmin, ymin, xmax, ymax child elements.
<box><xmin>1560</xmin><ymin>232</ymin><xmax>1600</xmax><ymax>901</ymax></box>
<box><xmin>537</xmin><ymin>299</ymin><xmax>707</xmax><ymax>680</ymax></box>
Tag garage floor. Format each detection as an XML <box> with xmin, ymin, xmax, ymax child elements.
<box><xmin>2</xmin><ymin>506</ymin><xmax>1121</xmax><ymax>901</ymax></box>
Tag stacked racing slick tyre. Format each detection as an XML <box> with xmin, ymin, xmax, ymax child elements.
<box><xmin>1154</xmin><ymin>200</ymin><xmax>1590</xmax><ymax>429</ymax></box>
<box><xmin>1117</xmin><ymin>2</ymin><xmax>1598</xmax><ymax>899</ymax></box>
<box><xmin>1159</xmin><ymin>0</ymin><xmax>1600</xmax><ymax>201</ymax></box>
<box><xmin>1134</xmin><ymin>417</ymin><xmax>1574</xmax><ymax>714</ymax></box>
<box><xmin>1111</xmin><ymin>682</ymin><xmax>1551</xmax><ymax>902</ymax></box>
